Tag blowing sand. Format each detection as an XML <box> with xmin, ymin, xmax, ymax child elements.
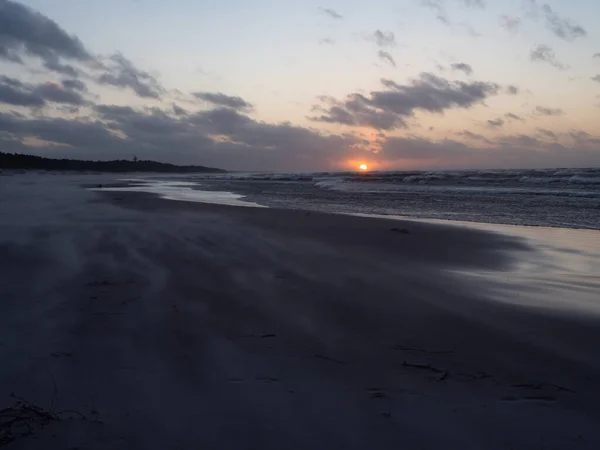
<box><xmin>1</xmin><ymin>173</ymin><xmax>600</xmax><ymax>449</ymax></box>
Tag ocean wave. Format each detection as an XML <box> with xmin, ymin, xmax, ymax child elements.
<box><xmin>183</xmin><ymin>168</ymin><xmax>600</xmax><ymax>195</ymax></box>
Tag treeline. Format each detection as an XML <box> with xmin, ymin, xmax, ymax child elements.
<box><xmin>0</xmin><ymin>152</ymin><xmax>225</xmax><ymax>173</ymax></box>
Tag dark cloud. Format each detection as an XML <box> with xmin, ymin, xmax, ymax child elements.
<box><xmin>371</xmin><ymin>30</ymin><xmax>396</xmax><ymax>48</ymax></box>
<box><xmin>530</xmin><ymin>44</ymin><xmax>567</xmax><ymax>70</ymax></box>
<box><xmin>569</xmin><ymin>130</ymin><xmax>600</xmax><ymax>147</ymax></box>
<box><xmin>487</xmin><ymin>118</ymin><xmax>504</xmax><ymax>128</ymax></box>
<box><xmin>504</xmin><ymin>112</ymin><xmax>524</xmax><ymax>121</ymax></box>
<box><xmin>320</xmin><ymin>8</ymin><xmax>343</xmax><ymax>19</ymax></box>
<box><xmin>0</xmin><ymin>0</ymin><xmax>90</xmax><ymax>73</ymax></box>
<box><xmin>42</xmin><ymin>56</ymin><xmax>79</xmax><ymax>77</ymax></box>
<box><xmin>0</xmin><ymin>45</ymin><xmax>23</xmax><ymax>63</ymax></box>
<box><xmin>380</xmin><ymin>137</ymin><xmax>471</xmax><ymax>161</ymax></box>
<box><xmin>0</xmin><ymin>112</ymin><xmax>124</xmax><ymax>151</ymax></box>
<box><xmin>5</xmin><ymin>103</ymin><xmax>600</xmax><ymax>170</ymax></box>
<box><xmin>1</xmin><ymin>104</ymin><xmax>365</xmax><ymax>171</ymax></box>
<box><xmin>62</xmin><ymin>79</ymin><xmax>86</xmax><ymax>92</ymax></box>
<box><xmin>310</xmin><ymin>73</ymin><xmax>500</xmax><ymax>130</ymax></box>
<box><xmin>173</xmin><ymin>104</ymin><xmax>187</xmax><ymax>116</ymax></box>
<box><xmin>193</xmin><ymin>92</ymin><xmax>253</xmax><ymax>111</ymax></box>
<box><xmin>535</xmin><ymin>106</ymin><xmax>564</xmax><ymax>116</ymax></box>
<box><xmin>377</xmin><ymin>134</ymin><xmax>600</xmax><ymax>169</ymax></box>
<box><xmin>506</xmin><ymin>85</ymin><xmax>519</xmax><ymax>95</ymax></box>
<box><xmin>499</xmin><ymin>134</ymin><xmax>541</xmax><ymax>148</ymax></box>
<box><xmin>526</xmin><ymin>1</ymin><xmax>586</xmax><ymax>41</ymax></box>
<box><xmin>594</xmin><ymin>53</ymin><xmax>600</xmax><ymax>59</ymax></box>
<box><xmin>373</xmin><ymin>130</ymin><xmax>600</xmax><ymax>169</ymax></box>
<box><xmin>456</xmin><ymin>130</ymin><xmax>491</xmax><ymax>143</ymax></box>
<box><xmin>499</xmin><ymin>15</ymin><xmax>521</xmax><ymax>31</ymax></box>
<box><xmin>94</xmin><ymin>104</ymin><xmax>137</xmax><ymax>119</ymax></box>
<box><xmin>0</xmin><ymin>76</ymin><xmax>45</xmax><ymax>107</ymax></box>
<box><xmin>592</xmin><ymin>75</ymin><xmax>600</xmax><ymax>83</ymax></box>
<box><xmin>97</xmin><ymin>53</ymin><xmax>163</xmax><ymax>98</ymax></box>
<box><xmin>34</xmin><ymin>82</ymin><xmax>86</xmax><ymax>105</ymax></box>
<box><xmin>0</xmin><ymin>76</ymin><xmax>85</xmax><ymax>107</ymax></box>
<box><xmin>378</xmin><ymin>51</ymin><xmax>396</xmax><ymax>67</ymax></box>
<box><xmin>451</xmin><ymin>63</ymin><xmax>473</xmax><ymax>75</ymax></box>
<box><xmin>537</xmin><ymin>128</ymin><xmax>556</xmax><ymax>139</ymax></box>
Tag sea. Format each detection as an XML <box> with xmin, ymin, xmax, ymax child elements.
<box><xmin>119</xmin><ymin>167</ymin><xmax>600</xmax><ymax>231</ymax></box>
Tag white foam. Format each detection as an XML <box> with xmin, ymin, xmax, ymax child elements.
<box><xmin>91</xmin><ymin>180</ymin><xmax>266</xmax><ymax>208</ymax></box>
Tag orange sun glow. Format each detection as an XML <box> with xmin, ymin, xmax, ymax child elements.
<box><xmin>359</xmin><ymin>164</ymin><xmax>368</xmax><ymax>171</ymax></box>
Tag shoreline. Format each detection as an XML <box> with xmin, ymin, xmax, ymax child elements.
<box><xmin>91</xmin><ymin>175</ymin><xmax>600</xmax><ymax>232</ymax></box>
<box><xmin>1</xmin><ymin>173</ymin><xmax>600</xmax><ymax>449</ymax></box>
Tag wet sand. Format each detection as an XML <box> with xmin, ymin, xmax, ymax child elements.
<box><xmin>1</xmin><ymin>173</ymin><xmax>600</xmax><ymax>449</ymax></box>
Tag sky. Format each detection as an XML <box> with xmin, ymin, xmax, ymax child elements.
<box><xmin>1</xmin><ymin>0</ymin><xmax>599</xmax><ymax>171</ymax></box>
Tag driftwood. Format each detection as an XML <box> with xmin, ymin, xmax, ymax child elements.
<box><xmin>0</xmin><ymin>381</ymin><xmax>91</xmax><ymax>447</ymax></box>
<box><xmin>393</xmin><ymin>345</ymin><xmax>453</xmax><ymax>355</ymax></box>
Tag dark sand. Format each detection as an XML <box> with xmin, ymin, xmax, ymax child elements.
<box><xmin>1</xmin><ymin>174</ymin><xmax>600</xmax><ymax>449</ymax></box>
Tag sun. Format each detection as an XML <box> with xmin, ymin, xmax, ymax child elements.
<box><xmin>359</xmin><ymin>164</ymin><xmax>368</xmax><ymax>171</ymax></box>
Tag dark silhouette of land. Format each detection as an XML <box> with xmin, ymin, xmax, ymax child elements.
<box><xmin>0</xmin><ymin>152</ymin><xmax>225</xmax><ymax>173</ymax></box>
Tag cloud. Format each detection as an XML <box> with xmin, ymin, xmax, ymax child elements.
<box><xmin>569</xmin><ymin>130</ymin><xmax>600</xmax><ymax>147</ymax></box>
<box><xmin>320</xmin><ymin>8</ymin><xmax>343</xmax><ymax>19</ymax></box>
<box><xmin>540</xmin><ymin>3</ymin><xmax>586</xmax><ymax>41</ymax></box>
<box><xmin>371</xmin><ymin>30</ymin><xmax>396</xmax><ymax>48</ymax></box>
<box><xmin>378</xmin><ymin>51</ymin><xmax>396</xmax><ymax>67</ymax></box>
<box><xmin>530</xmin><ymin>44</ymin><xmax>567</xmax><ymax>70</ymax></box>
<box><xmin>173</xmin><ymin>104</ymin><xmax>187</xmax><ymax>116</ymax></box>
<box><xmin>1</xmin><ymin>104</ymin><xmax>368</xmax><ymax>171</ymax></box>
<box><xmin>379</xmin><ymin>137</ymin><xmax>472</xmax><ymax>161</ymax></box>
<box><xmin>537</xmin><ymin>128</ymin><xmax>556</xmax><ymax>139</ymax></box>
<box><xmin>310</xmin><ymin>73</ymin><xmax>500</xmax><ymax>130</ymax></box>
<box><xmin>43</xmin><ymin>56</ymin><xmax>80</xmax><ymax>77</ymax></box>
<box><xmin>456</xmin><ymin>130</ymin><xmax>492</xmax><ymax>143</ymax></box>
<box><xmin>526</xmin><ymin>1</ymin><xmax>586</xmax><ymax>41</ymax></box>
<box><xmin>592</xmin><ymin>75</ymin><xmax>600</xmax><ymax>83</ymax></box>
<box><xmin>61</xmin><ymin>79</ymin><xmax>86</xmax><ymax>92</ymax></box>
<box><xmin>34</xmin><ymin>82</ymin><xmax>86</xmax><ymax>105</ymax></box>
<box><xmin>461</xmin><ymin>0</ymin><xmax>485</xmax><ymax>8</ymax></box>
<box><xmin>451</xmin><ymin>63</ymin><xmax>473</xmax><ymax>75</ymax></box>
<box><xmin>0</xmin><ymin>45</ymin><xmax>23</xmax><ymax>63</ymax></box>
<box><xmin>460</xmin><ymin>24</ymin><xmax>481</xmax><ymax>38</ymax></box>
<box><xmin>97</xmin><ymin>53</ymin><xmax>163</xmax><ymax>98</ymax></box>
<box><xmin>421</xmin><ymin>0</ymin><xmax>450</xmax><ymax>25</ymax></box>
<box><xmin>0</xmin><ymin>0</ymin><xmax>90</xmax><ymax>73</ymax></box>
<box><xmin>487</xmin><ymin>118</ymin><xmax>504</xmax><ymax>128</ymax></box>
<box><xmin>376</xmin><ymin>133</ymin><xmax>600</xmax><ymax>169</ymax></box>
<box><xmin>506</xmin><ymin>85</ymin><xmax>519</xmax><ymax>95</ymax></box>
<box><xmin>0</xmin><ymin>76</ymin><xmax>45</xmax><ymax>107</ymax></box>
<box><xmin>498</xmin><ymin>134</ymin><xmax>541</xmax><ymax>148</ymax></box>
<box><xmin>594</xmin><ymin>53</ymin><xmax>600</xmax><ymax>59</ymax></box>
<box><xmin>193</xmin><ymin>92</ymin><xmax>254</xmax><ymax>111</ymax></box>
<box><xmin>0</xmin><ymin>76</ymin><xmax>85</xmax><ymax>107</ymax></box>
<box><xmin>499</xmin><ymin>15</ymin><xmax>521</xmax><ymax>32</ymax></box>
<box><xmin>319</xmin><ymin>38</ymin><xmax>335</xmax><ymax>45</ymax></box>
<box><xmin>5</xmin><ymin>102</ymin><xmax>600</xmax><ymax>170</ymax></box>
<box><xmin>535</xmin><ymin>106</ymin><xmax>564</xmax><ymax>116</ymax></box>
<box><xmin>504</xmin><ymin>112</ymin><xmax>524</xmax><ymax>121</ymax></box>
<box><xmin>456</xmin><ymin>130</ymin><xmax>491</xmax><ymax>143</ymax></box>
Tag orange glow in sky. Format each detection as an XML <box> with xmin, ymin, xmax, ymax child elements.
<box><xmin>359</xmin><ymin>164</ymin><xmax>368</xmax><ymax>171</ymax></box>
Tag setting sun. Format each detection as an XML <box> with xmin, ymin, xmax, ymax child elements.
<box><xmin>359</xmin><ymin>164</ymin><xmax>368</xmax><ymax>171</ymax></box>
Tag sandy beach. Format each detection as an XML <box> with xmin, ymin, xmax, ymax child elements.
<box><xmin>1</xmin><ymin>173</ymin><xmax>600</xmax><ymax>449</ymax></box>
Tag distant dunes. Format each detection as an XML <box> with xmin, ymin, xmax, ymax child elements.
<box><xmin>0</xmin><ymin>152</ymin><xmax>225</xmax><ymax>173</ymax></box>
